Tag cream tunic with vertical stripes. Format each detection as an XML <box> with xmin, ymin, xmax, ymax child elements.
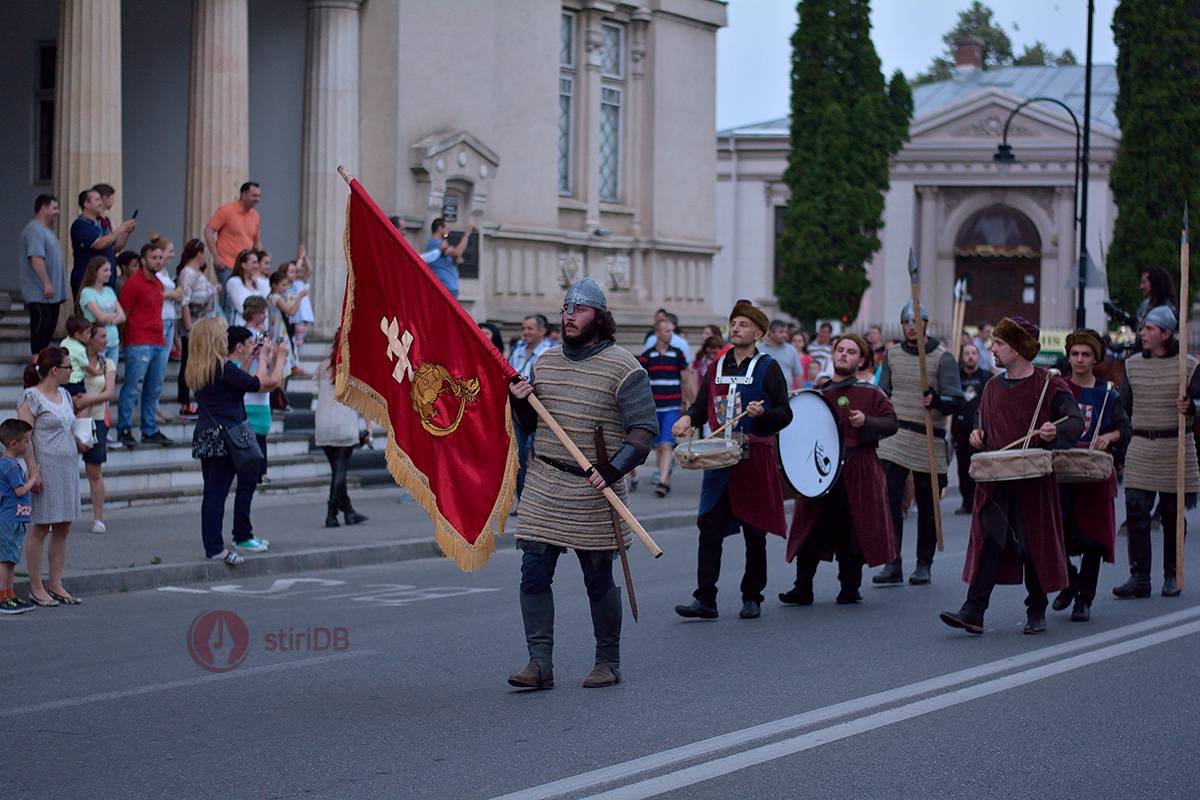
<box><xmin>1123</xmin><ymin>354</ymin><xmax>1200</xmax><ymax>493</ymax></box>
<box><xmin>876</xmin><ymin>342</ymin><xmax>951</xmax><ymax>473</ymax></box>
<box><xmin>516</xmin><ymin>345</ymin><xmax>645</xmax><ymax>550</ymax></box>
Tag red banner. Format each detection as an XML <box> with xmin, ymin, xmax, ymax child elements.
<box><xmin>335</xmin><ymin>177</ymin><xmax>517</xmax><ymax>571</ymax></box>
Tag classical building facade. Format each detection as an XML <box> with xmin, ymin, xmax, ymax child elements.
<box><xmin>1</xmin><ymin>0</ymin><xmax>726</xmax><ymax>333</ymax></box>
<box><xmin>715</xmin><ymin>53</ymin><xmax>1120</xmax><ymax>337</ymax></box>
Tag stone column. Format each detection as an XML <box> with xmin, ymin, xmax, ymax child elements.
<box><xmin>184</xmin><ymin>0</ymin><xmax>250</xmax><ymax>242</ymax></box>
<box><xmin>300</xmin><ymin>0</ymin><xmax>362</xmax><ymax>335</ymax></box>
<box><xmin>916</xmin><ymin>185</ymin><xmax>943</xmax><ymax>331</ymax></box>
<box><xmin>581</xmin><ymin>11</ymin><xmax>606</xmax><ymax>232</ymax></box>
<box><xmin>54</xmin><ymin>0</ymin><xmax>124</xmax><ymax>250</ymax></box>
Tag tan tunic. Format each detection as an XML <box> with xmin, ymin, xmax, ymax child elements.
<box><xmin>877</xmin><ymin>342</ymin><xmax>950</xmax><ymax>473</ymax></box>
<box><xmin>516</xmin><ymin>346</ymin><xmax>644</xmax><ymax>550</ymax></box>
<box><xmin>1124</xmin><ymin>354</ymin><xmax>1200</xmax><ymax>493</ymax></box>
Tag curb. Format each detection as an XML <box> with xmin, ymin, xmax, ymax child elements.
<box><xmin>14</xmin><ymin>511</ymin><xmax>699</xmax><ymax>598</ymax></box>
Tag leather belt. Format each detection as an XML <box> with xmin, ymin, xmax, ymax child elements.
<box><xmin>538</xmin><ymin>455</ymin><xmax>588</xmax><ymax>477</ymax></box>
<box><xmin>898</xmin><ymin>419</ymin><xmax>947</xmax><ymax>438</ymax></box>
<box><xmin>1132</xmin><ymin>428</ymin><xmax>1178</xmax><ymax>440</ymax></box>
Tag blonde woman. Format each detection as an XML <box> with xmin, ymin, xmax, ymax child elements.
<box><xmin>187</xmin><ymin>318</ymin><xmax>288</xmax><ymax>564</ymax></box>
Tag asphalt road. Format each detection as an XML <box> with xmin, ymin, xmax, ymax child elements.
<box><xmin>6</xmin><ymin>498</ymin><xmax>1199</xmax><ymax>800</ymax></box>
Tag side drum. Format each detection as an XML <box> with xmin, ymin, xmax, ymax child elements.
<box><xmin>674</xmin><ymin>436</ymin><xmax>746</xmax><ymax>471</ymax></box>
<box><xmin>969</xmin><ymin>449</ymin><xmax>1053</xmax><ymax>482</ymax></box>
<box><xmin>1052</xmin><ymin>449</ymin><xmax>1114</xmax><ymax>483</ymax></box>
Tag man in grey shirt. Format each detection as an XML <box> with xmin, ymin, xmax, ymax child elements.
<box><xmin>20</xmin><ymin>194</ymin><xmax>67</xmax><ymax>353</ymax></box>
<box><xmin>757</xmin><ymin>319</ymin><xmax>803</xmax><ymax>389</ymax></box>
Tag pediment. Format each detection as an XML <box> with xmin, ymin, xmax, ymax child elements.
<box><xmin>409</xmin><ymin>130</ymin><xmax>500</xmax><ymax>179</ymax></box>
<box><xmin>909</xmin><ymin>88</ymin><xmax>1118</xmax><ymax>147</ymax></box>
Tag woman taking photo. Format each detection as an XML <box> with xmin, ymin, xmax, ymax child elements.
<box><xmin>187</xmin><ymin>318</ymin><xmax>288</xmax><ymax>564</ymax></box>
<box><xmin>315</xmin><ymin>338</ymin><xmax>369</xmax><ymax>528</ymax></box>
<box><xmin>19</xmin><ymin>347</ymin><xmax>83</xmax><ymax>605</ymax></box>
<box><xmin>177</xmin><ymin>239</ymin><xmax>219</xmax><ymax>416</ymax></box>
<box><xmin>78</xmin><ymin>255</ymin><xmax>124</xmax><ymax>366</ymax></box>
<box><xmin>224</xmin><ymin>249</ymin><xmax>266</xmax><ymax>327</ymax></box>
<box><xmin>75</xmin><ymin>324</ymin><xmax>116</xmax><ymax>534</ymax></box>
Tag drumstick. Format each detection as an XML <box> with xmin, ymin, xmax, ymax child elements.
<box><xmin>1022</xmin><ymin>368</ymin><xmax>1061</xmax><ymax>450</ymax></box>
<box><xmin>998</xmin><ymin>416</ymin><xmax>1069</xmax><ymax>451</ymax></box>
<box><xmin>1087</xmin><ymin>381</ymin><xmax>1116</xmax><ymax>452</ymax></box>
<box><xmin>701</xmin><ymin>389</ymin><xmax>803</xmax><ymax>441</ymax></box>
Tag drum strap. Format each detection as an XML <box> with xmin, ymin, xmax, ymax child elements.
<box><xmin>898</xmin><ymin>419</ymin><xmax>947</xmax><ymax>438</ymax></box>
<box><xmin>538</xmin><ymin>455</ymin><xmax>588</xmax><ymax>477</ymax></box>
<box><xmin>715</xmin><ymin>353</ymin><xmax>764</xmax><ymax>438</ymax></box>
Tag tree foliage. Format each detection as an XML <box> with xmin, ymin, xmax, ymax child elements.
<box><xmin>913</xmin><ymin>2</ymin><xmax>1076</xmax><ymax>85</ymax></box>
<box><xmin>777</xmin><ymin>0</ymin><xmax>912</xmax><ymax>326</ymax></box>
<box><xmin>1107</xmin><ymin>0</ymin><xmax>1200</xmax><ymax>312</ymax></box>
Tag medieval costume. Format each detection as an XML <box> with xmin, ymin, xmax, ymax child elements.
<box><xmin>953</xmin><ymin>358</ymin><xmax>993</xmax><ymax>514</ymax></box>
<box><xmin>507</xmin><ymin>278</ymin><xmax>657</xmax><ymax>689</ymax></box>
<box><xmin>941</xmin><ymin>317</ymin><xmax>1084</xmax><ymax>635</ymax></box>
<box><xmin>874</xmin><ymin>302</ymin><xmax>964</xmax><ymax>585</ymax></box>
<box><xmin>675</xmin><ymin>300</ymin><xmax>793</xmax><ymax>621</ymax></box>
<box><xmin>1113</xmin><ymin>305</ymin><xmax>1200</xmax><ymax>600</ymax></box>
<box><xmin>783</xmin><ymin>334</ymin><xmax>898</xmax><ymax>605</ymax></box>
<box><xmin>1053</xmin><ymin>329</ymin><xmax>1130</xmax><ymax>621</ymax></box>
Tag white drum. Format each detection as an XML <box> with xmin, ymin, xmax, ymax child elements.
<box><xmin>1053</xmin><ymin>449</ymin><xmax>1114</xmax><ymax>483</ymax></box>
<box><xmin>674</xmin><ymin>436</ymin><xmax>746</xmax><ymax>471</ymax></box>
<box><xmin>778</xmin><ymin>390</ymin><xmax>844</xmax><ymax>499</ymax></box>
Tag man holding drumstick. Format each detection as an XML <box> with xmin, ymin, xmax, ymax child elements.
<box><xmin>940</xmin><ymin>316</ymin><xmax>1083</xmax><ymax>635</ymax></box>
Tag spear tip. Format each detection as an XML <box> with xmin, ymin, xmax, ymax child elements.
<box><xmin>907</xmin><ymin>248</ymin><xmax>919</xmax><ymax>279</ymax></box>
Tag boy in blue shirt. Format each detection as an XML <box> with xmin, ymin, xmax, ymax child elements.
<box><xmin>0</xmin><ymin>419</ymin><xmax>40</xmax><ymax>615</ymax></box>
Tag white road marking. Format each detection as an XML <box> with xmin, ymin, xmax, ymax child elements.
<box><xmin>0</xmin><ymin>650</ymin><xmax>375</xmax><ymax>718</ymax></box>
<box><xmin>491</xmin><ymin>605</ymin><xmax>1200</xmax><ymax>800</ymax></box>
<box><xmin>156</xmin><ymin>586</ymin><xmax>209</xmax><ymax>594</ymax></box>
<box><xmin>581</xmin><ymin>620</ymin><xmax>1200</xmax><ymax>800</ymax></box>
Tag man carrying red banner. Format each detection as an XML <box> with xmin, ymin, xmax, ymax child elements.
<box><xmin>783</xmin><ymin>334</ymin><xmax>898</xmax><ymax>605</ymax></box>
<box><xmin>506</xmin><ymin>278</ymin><xmax>657</xmax><ymax>690</ymax></box>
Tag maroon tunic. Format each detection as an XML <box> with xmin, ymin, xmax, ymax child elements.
<box><xmin>786</xmin><ymin>381</ymin><xmax>898</xmax><ymax>566</ymax></box>
<box><xmin>963</xmin><ymin>368</ymin><xmax>1071</xmax><ymax>591</ymax></box>
<box><xmin>1060</xmin><ymin>382</ymin><xmax>1117</xmax><ymax>562</ymax></box>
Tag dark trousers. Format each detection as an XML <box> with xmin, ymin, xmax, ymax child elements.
<box><xmin>518</xmin><ymin>539</ymin><xmax>614</xmax><ymax>601</ymax></box>
<box><xmin>953</xmin><ymin>428</ymin><xmax>976</xmax><ymax>511</ymax></box>
<box><xmin>964</xmin><ymin>535</ymin><xmax>1047</xmax><ymax>618</ymax></box>
<box><xmin>323</xmin><ymin>445</ymin><xmax>354</xmax><ymax>510</ymax></box>
<box><xmin>694</xmin><ymin>489</ymin><xmax>768</xmax><ymax>606</ymax></box>
<box><xmin>515</xmin><ymin>424</ymin><xmax>534</xmax><ymax>499</ymax></box>
<box><xmin>200</xmin><ymin>454</ymin><xmax>258</xmax><ymax>556</ymax></box>
<box><xmin>177</xmin><ymin>335</ymin><xmax>191</xmax><ymax>406</ymax></box>
<box><xmin>27</xmin><ymin>301</ymin><xmax>61</xmax><ymax>354</ymax></box>
<box><xmin>794</xmin><ymin>485</ymin><xmax>864</xmax><ymax>591</ymax></box>
<box><xmin>1065</xmin><ymin>554</ymin><xmax>1103</xmax><ymax>605</ymax></box>
<box><xmin>1125</xmin><ymin>488</ymin><xmax>1185</xmax><ymax>582</ymax></box>
<box><xmin>1060</xmin><ymin>488</ymin><xmax>1106</xmax><ymax>605</ymax></box>
<box><xmin>256</xmin><ymin>433</ymin><xmax>269</xmax><ymax>483</ymax></box>
<box><xmin>884</xmin><ymin>461</ymin><xmax>946</xmax><ymax>566</ymax></box>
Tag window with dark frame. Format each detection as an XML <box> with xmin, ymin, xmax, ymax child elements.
<box><xmin>35</xmin><ymin>42</ymin><xmax>56</xmax><ymax>184</ymax></box>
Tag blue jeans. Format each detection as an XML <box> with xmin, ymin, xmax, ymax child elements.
<box><xmin>105</xmin><ymin>343</ymin><xmax>120</xmax><ymax>368</ymax></box>
<box><xmin>117</xmin><ymin>343</ymin><xmax>167</xmax><ymax>436</ymax></box>
<box><xmin>515</xmin><ymin>422</ymin><xmax>535</xmax><ymax>498</ymax></box>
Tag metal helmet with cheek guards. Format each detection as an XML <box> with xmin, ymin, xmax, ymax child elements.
<box><xmin>563</xmin><ymin>277</ymin><xmax>607</xmax><ymax>314</ymax></box>
<box><xmin>899</xmin><ymin>300</ymin><xmax>929</xmax><ymax>323</ymax></box>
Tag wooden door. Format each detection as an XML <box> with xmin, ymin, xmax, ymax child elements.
<box><xmin>955</xmin><ymin>257</ymin><xmax>1040</xmax><ymax>327</ymax></box>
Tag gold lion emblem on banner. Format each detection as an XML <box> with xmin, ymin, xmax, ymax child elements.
<box><xmin>410</xmin><ymin>363</ymin><xmax>481</xmax><ymax>437</ymax></box>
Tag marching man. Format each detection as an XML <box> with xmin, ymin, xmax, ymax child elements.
<box><xmin>1053</xmin><ymin>329</ymin><xmax>1129</xmax><ymax>621</ymax></box>
<box><xmin>672</xmin><ymin>300</ymin><xmax>793</xmax><ymax>621</ymax></box>
<box><xmin>1112</xmin><ymin>305</ymin><xmax>1200</xmax><ymax>600</ymax></box>
<box><xmin>940</xmin><ymin>317</ymin><xmax>1083</xmax><ymax>635</ymax></box>
<box><xmin>506</xmin><ymin>278</ymin><xmax>657</xmax><ymax>689</ymax></box>
<box><xmin>782</xmin><ymin>334</ymin><xmax>898</xmax><ymax>606</ymax></box>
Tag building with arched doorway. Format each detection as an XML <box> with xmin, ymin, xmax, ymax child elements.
<box><xmin>714</xmin><ymin>49</ymin><xmax>1119</xmax><ymax>338</ymax></box>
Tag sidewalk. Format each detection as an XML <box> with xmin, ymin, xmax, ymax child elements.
<box><xmin>15</xmin><ymin>467</ymin><xmax>705</xmax><ymax>597</ymax></box>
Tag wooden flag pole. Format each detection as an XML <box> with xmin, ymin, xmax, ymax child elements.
<box><xmin>1177</xmin><ymin>203</ymin><xmax>1189</xmax><ymax>591</ymax></box>
<box><xmin>908</xmin><ymin>249</ymin><xmax>945</xmax><ymax>552</ymax></box>
<box><xmin>337</xmin><ymin>163</ymin><xmax>662</xmax><ymax>560</ymax></box>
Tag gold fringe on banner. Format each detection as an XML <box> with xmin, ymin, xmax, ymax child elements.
<box><xmin>332</xmin><ymin>196</ymin><xmax>518</xmax><ymax>572</ymax></box>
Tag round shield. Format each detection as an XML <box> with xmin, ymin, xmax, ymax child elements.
<box><xmin>778</xmin><ymin>390</ymin><xmax>844</xmax><ymax>499</ymax></box>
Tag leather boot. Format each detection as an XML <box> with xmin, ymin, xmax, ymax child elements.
<box><xmin>583</xmin><ymin>587</ymin><xmax>622</xmax><ymax>688</ymax></box>
<box><xmin>1163</xmin><ymin>574</ymin><xmax>1181</xmax><ymax>597</ymax></box>
<box><xmin>908</xmin><ymin>562</ymin><xmax>932</xmax><ymax>586</ymax></box>
<box><xmin>939</xmin><ymin>607</ymin><xmax>984</xmax><ymax>635</ymax></box>
<box><xmin>508</xmin><ymin>590</ymin><xmax>554</xmax><ymax>689</ymax></box>
<box><xmin>872</xmin><ymin>561</ymin><xmax>904</xmax><ymax>584</ymax></box>
<box><xmin>1052</xmin><ymin>585</ymin><xmax>1076</xmax><ymax>611</ymax></box>
<box><xmin>1070</xmin><ymin>601</ymin><xmax>1090</xmax><ymax>622</ymax></box>
<box><xmin>325</xmin><ymin>502</ymin><xmax>341</xmax><ymax>528</ymax></box>
<box><xmin>1111</xmin><ymin>576</ymin><xmax>1151</xmax><ymax>599</ymax></box>
<box><xmin>339</xmin><ymin>495</ymin><xmax>368</xmax><ymax>525</ymax></box>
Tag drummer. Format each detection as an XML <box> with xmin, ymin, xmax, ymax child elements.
<box><xmin>671</xmin><ymin>299</ymin><xmax>793</xmax><ymax>621</ymax></box>
<box><xmin>1053</xmin><ymin>329</ymin><xmax>1129</xmax><ymax>621</ymax></box>
<box><xmin>782</xmin><ymin>333</ymin><xmax>898</xmax><ymax>605</ymax></box>
<box><xmin>940</xmin><ymin>316</ymin><xmax>1083</xmax><ymax>636</ymax></box>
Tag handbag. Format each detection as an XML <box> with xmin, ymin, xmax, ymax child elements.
<box><xmin>73</xmin><ymin>417</ymin><xmax>96</xmax><ymax>448</ymax></box>
<box><xmin>199</xmin><ymin>404</ymin><xmax>264</xmax><ymax>472</ymax></box>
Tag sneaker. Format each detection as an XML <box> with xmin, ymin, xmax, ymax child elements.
<box><xmin>234</xmin><ymin>537</ymin><xmax>270</xmax><ymax>552</ymax></box>
<box><xmin>91</xmin><ymin>520</ymin><xmax>107</xmax><ymax>534</ymax></box>
<box><xmin>119</xmin><ymin>430</ymin><xmax>137</xmax><ymax>449</ymax></box>
<box><xmin>11</xmin><ymin>597</ymin><xmax>35</xmax><ymax>612</ymax></box>
<box><xmin>0</xmin><ymin>598</ymin><xmax>29</xmax><ymax>615</ymax></box>
<box><xmin>142</xmin><ymin>431</ymin><xmax>175</xmax><ymax>446</ymax></box>
<box><xmin>178</xmin><ymin>405</ymin><xmax>199</xmax><ymax>417</ymax></box>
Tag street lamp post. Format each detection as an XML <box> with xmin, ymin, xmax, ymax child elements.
<box><xmin>993</xmin><ymin>0</ymin><xmax>1095</xmax><ymax>330</ymax></box>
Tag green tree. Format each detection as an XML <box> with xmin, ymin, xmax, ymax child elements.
<box><xmin>913</xmin><ymin>1</ymin><xmax>1013</xmax><ymax>85</ymax></box>
<box><xmin>777</xmin><ymin>0</ymin><xmax>912</xmax><ymax>326</ymax></box>
<box><xmin>1107</xmin><ymin>0</ymin><xmax>1200</xmax><ymax>311</ymax></box>
<box><xmin>1014</xmin><ymin>41</ymin><xmax>1078</xmax><ymax>66</ymax></box>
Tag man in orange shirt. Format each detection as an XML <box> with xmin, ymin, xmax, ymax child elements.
<box><xmin>204</xmin><ymin>181</ymin><xmax>263</xmax><ymax>279</ymax></box>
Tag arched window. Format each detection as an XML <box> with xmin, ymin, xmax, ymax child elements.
<box><xmin>955</xmin><ymin>205</ymin><xmax>1041</xmax><ymax>259</ymax></box>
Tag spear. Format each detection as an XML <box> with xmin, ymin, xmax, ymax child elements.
<box><xmin>1177</xmin><ymin>202</ymin><xmax>1189</xmax><ymax>591</ymax></box>
<box><xmin>908</xmin><ymin>249</ymin><xmax>945</xmax><ymax>551</ymax></box>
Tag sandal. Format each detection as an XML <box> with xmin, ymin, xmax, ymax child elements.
<box><xmin>207</xmin><ymin>550</ymin><xmax>245</xmax><ymax>565</ymax></box>
<box><xmin>655</xmin><ymin>482</ymin><xmax>671</xmax><ymax>498</ymax></box>
<box><xmin>47</xmin><ymin>590</ymin><xmax>82</xmax><ymax>605</ymax></box>
<box><xmin>28</xmin><ymin>592</ymin><xmax>59</xmax><ymax>608</ymax></box>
